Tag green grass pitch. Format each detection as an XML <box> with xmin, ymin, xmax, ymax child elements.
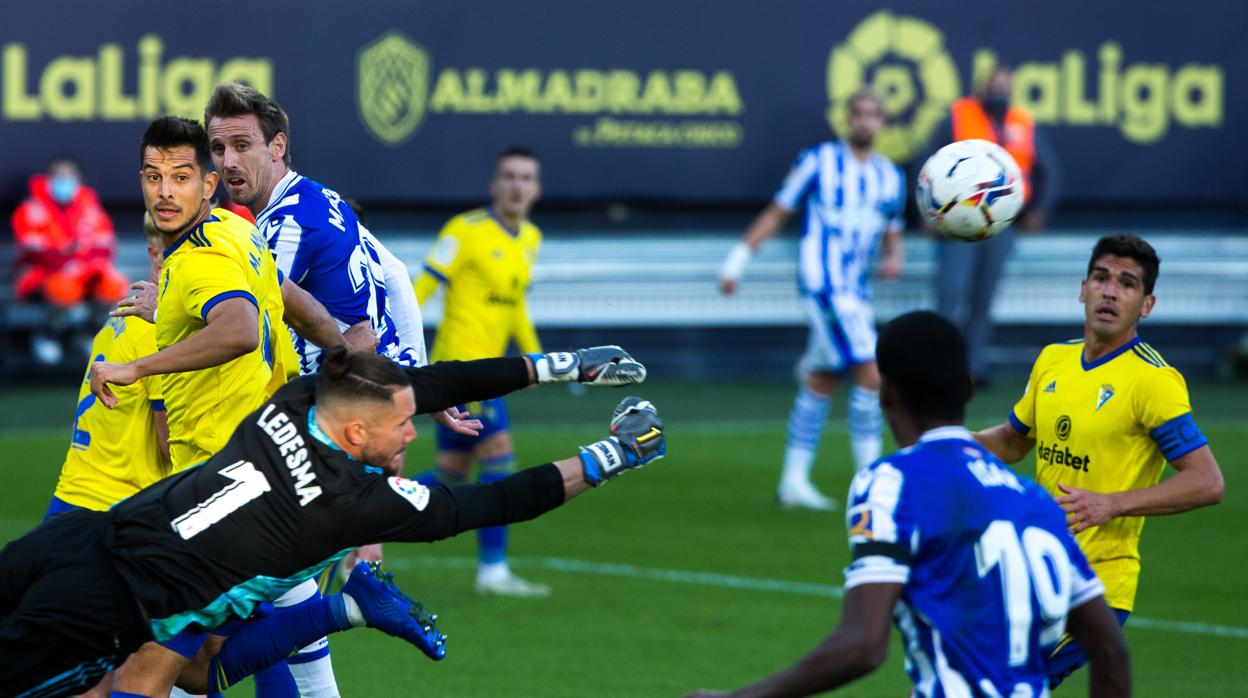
<box><xmin>1</xmin><ymin>377</ymin><xmax>1245</xmax><ymax>696</ymax></box>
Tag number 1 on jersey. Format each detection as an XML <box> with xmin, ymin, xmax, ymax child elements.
<box><xmin>171</xmin><ymin>460</ymin><xmax>272</xmax><ymax>540</ymax></box>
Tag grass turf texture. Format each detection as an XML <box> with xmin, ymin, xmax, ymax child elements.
<box><xmin>1</xmin><ymin>378</ymin><xmax>1245</xmax><ymax>697</ymax></box>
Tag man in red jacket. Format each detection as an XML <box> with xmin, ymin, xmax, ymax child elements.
<box><xmin>10</xmin><ymin>156</ymin><xmax>128</xmax><ymax>363</ymax></box>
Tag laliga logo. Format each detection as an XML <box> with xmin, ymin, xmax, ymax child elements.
<box><xmin>827</xmin><ymin>10</ymin><xmax>1225</xmax><ymax>162</ymax></box>
<box><xmin>826</xmin><ymin>10</ymin><xmax>959</xmax><ymax>164</ymax></box>
<box><xmin>357</xmin><ymin>31</ymin><xmax>431</xmax><ymax>147</ymax></box>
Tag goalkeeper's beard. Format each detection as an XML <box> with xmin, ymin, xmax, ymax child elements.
<box><xmin>362</xmin><ymin>444</ymin><xmax>408</xmax><ymax>476</ymax></box>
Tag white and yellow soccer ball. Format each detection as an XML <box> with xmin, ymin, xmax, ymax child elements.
<box><xmin>916</xmin><ymin>139</ymin><xmax>1026</xmax><ymax>242</ymax></box>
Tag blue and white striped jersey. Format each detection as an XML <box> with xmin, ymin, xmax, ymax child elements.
<box><xmin>845</xmin><ymin>427</ymin><xmax>1104</xmax><ymax>698</ymax></box>
<box><xmin>256</xmin><ymin>171</ymin><xmax>423</xmax><ymax>372</ymax></box>
<box><xmin>774</xmin><ymin>141</ymin><xmax>905</xmax><ymax>298</ymax></box>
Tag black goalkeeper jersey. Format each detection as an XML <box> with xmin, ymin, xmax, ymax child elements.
<box><xmin>102</xmin><ymin>358</ymin><xmax>565</xmax><ymax>641</ymax></box>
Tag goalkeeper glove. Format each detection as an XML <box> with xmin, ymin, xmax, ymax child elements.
<box><xmin>579</xmin><ymin>396</ymin><xmax>666</xmax><ymax>486</ymax></box>
<box><xmin>530</xmin><ymin>346</ymin><xmax>646</xmax><ymax>386</ymax></box>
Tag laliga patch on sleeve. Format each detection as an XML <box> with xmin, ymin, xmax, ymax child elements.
<box><xmin>431</xmin><ymin>236</ymin><xmax>458</xmax><ymax>268</ymax></box>
<box><xmin>388</xmin><ymin>477</ymin><xmax>430</xmax><ymax>511</ymax></box>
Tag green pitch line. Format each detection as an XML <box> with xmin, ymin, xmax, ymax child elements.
<box><xmin>390</xmin><ymin>555</ymin><xmax>1248</xmax><ymax>641</ymax></box>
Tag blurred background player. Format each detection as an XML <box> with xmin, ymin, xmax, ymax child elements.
<box><xmin>46</xmin><ymin>214</ymin><xmax>169</xmax><ymax>520</ymax></box>
<box><xmin>685</xmin><ymin>311</ymin><xmax>1129</xmax><ymax>698</ymax></box>
<box><xmin>413</xmin><ymin>145</ymin><xmax>549</xmax><ymax>597</ymax></box>
<box><xmin>718</xmin><ymin>89</ymin><xmax>905</xmax><ymax>511</ymax></box>
<box><xmin>974</xmin><ymin>234</ymin><xmax>1223</xmax><ymax>689</ymax></box>
<box><xmin>10</xmin><ymin>156</ymin><xmax>128</xmax><ymax>365</ymax></box>
<box><xmin>921</xmin><ymin>64</ymin><xmax>1062</xmax><ymax>386</ymax></box>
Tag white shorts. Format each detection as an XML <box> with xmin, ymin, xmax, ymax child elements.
<box><xmin>798</xmin><ymin>294</ymin><xmax>877</xmax><ymax>374</ymax></box>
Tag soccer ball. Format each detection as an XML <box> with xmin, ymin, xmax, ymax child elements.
<box><xmin>916</xmin><ymin>139</ymin><xmax>1026</xmax><ymax>241</ymax></box>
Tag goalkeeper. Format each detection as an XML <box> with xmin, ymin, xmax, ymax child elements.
<box><xmin>0</xmin><ymin>345</ymin><xmax>661</xmax><ymax>698</ymax></box>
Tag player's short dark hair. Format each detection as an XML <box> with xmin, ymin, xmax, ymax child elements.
<box><xmin>317</xmin><ymin>346</ymin><xmax>410</xmax><ymax>410</ymax></box>
<box><xmin>876</xmin><ymin>311</ymin><xmax>971</xmax><ymax>422</ymax></box>
<box><xmin>495</xmin><ymin>145</ymin><xmax>540</xmax><ymax>169</ymax></box>
<box><xmin>140</xmin><ymin>117</ymin><xmax>213</xmax><ymax>174</ymax></box>
<box><xmin>204</xmin><ymin>82</ymin><xmax>292</xmax><ymax>165</ymax></box>
<box><xmin>1087</xmin><ymin>234</ymin><xmax>1160</xmax><ymax>295</ymax></box>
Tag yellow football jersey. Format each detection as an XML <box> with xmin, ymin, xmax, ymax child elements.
<box><xmin>1010</xmin><ymin>337</ymin><xmax>1206</xmax><ymax>611</ymax></box>
<box><xmin>414</xmin><ymin>208</ymin><xmax>542</xmax><ymax>361</ymax></box>
<box><xmin>156</xmin><ymin>208</ymin><xmax>291</xmax><ymax>471</ymax></box>
<box><xmin>54</xmin><ymin>316</ymin><xmax>168</xmax><ymax>510</ymax></box>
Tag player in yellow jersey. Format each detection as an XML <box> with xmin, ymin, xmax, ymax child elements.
<box><xmin>92</xmin><ymin>117</ymin><xmax>353</xmax><ymax>472</ymax></box>
<box><xmin>46</xmin><ymin>221</ymin><xmax>170</xmax><ymax>520</ymax></box>
<box><xmin>87</xmin><ymin>117</ymin><xmax>365</xmax><ymax>696</ymax></box>
<box><xmin>974</xmin><ymin>234</ymin><xmax>1224</xmax><ymax>689</ymax></box>
<box><xmin>413</xmin><ymin>146</ymin><xmax>549</xmax><ymax>597</ymax></box>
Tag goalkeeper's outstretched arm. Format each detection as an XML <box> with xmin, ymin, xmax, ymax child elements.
<box><xmin>353</xmin><ymin>397</ymin><xmax>666</xmax><ymax>544</ymax></box>
<box><xmin>402</xmin><ymin>345</ymin><xmax>648</xmax><ymax>415</ymax></box>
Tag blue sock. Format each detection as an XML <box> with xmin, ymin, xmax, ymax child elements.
<box><xmin>206</xmin><ymin>595</ymin><xmax>351</xmax><ymax>691</ymax></box>
<box><xmin>253</xmin><ymin>662</ymin><xmax>299</xmax><ymax>697</ymax></box>
<box><xmin>414</xmin><ymin>465</ymin><xmax>468</xmax><ymax>487</ymax></box>
<box><xmin>477</xmin><ymin>455</ymin><xmax>515</xmax><ymax>566</ymax></box>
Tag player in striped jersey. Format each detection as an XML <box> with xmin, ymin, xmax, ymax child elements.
<box><xmin>687</xmin><ymin>312</ymin><xmax>1129</xmax><ymax>698</ymax></box>
<box><xmin>203</xmin><ymin>83</ymin><xmax>447</xmax><ymax>696</ymax></box>
<box><xmin>719</xmin><ymin>89</ymin><xmax>905</xmax><ymax>510</ymax></box>
<box><xmin>206</xmin><ymin>83</ymin><xmax>426</xmax><ymax>375</ymax></box>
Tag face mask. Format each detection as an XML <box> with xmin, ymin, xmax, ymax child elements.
<box><xmin>982</xmin><ymin>95</ymin><xmax>1010</xmax><ymax>119</ymax></box>
<box><xmin>49</xmin><ymin>175</ymin><xmax>80</xmax><ymax>205</ymax></box>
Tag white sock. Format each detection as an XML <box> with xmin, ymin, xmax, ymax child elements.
<box><xmin>169</xmin><ymin>688</ymin><xmax>201</xmax><ymax>698</ymax></box>
<box><xmin>478</xmin><ymin>561</ymin><xmax>510</xmax><ymax>582</ymax></box>
<box><xmin>780</xmin><ymin>386</ymin><xmax>831</xmax><ymax>489</ymax></box>
<box><xmin>277</xmin><ymin>579</ymin><xmax>340</xmax><ymax>698</ymax></box>
<box><xmin>848</xmin><ymin>386</ymin><xmax>883</xmax><ymax>471</ymax></box>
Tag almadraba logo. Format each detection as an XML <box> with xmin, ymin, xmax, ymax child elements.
<box><xmin>355</xmin><ymin>30</ymin><xmax>744</xmax><ymax>149</ymax></box>
<box><xmin>826</xmin><ymin>10</ymin><xmax>1224</xmax><ymax>163</ymax></box>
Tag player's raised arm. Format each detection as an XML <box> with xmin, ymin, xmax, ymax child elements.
<box><xmin>91</xmin><ymin>297</ymin><xmax>259</xmax><ymax>408</ymax></box>
<box><xmin>401</xmin><ymin>346</ymin><xmax>647</xmax><ymax>416</ymax></box>
<box><xmin>337</xmin><ymin>389</ymin><xmax>665</xmax><ymax>544</ymax></box>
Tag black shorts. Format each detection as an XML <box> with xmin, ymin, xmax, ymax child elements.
<box><xmin>0</xmin><ymin>509</ymin><xmax>151</xmax><ymax>698</ymax></box>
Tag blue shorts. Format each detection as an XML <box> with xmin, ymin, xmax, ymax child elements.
<box><xmin>42</xmin><ymin>495</ymin><xmax>87</xmax><ymax>522</ymax></box>
<box><xmin>1048</xmin><ymin>607</ymin><xmax>1131</xmax><ymax>689</ymax></box>
<box><xmin>435</xmin><ymin>398</ymin><xmax>510</xmax><ymax>452</ymax></box>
